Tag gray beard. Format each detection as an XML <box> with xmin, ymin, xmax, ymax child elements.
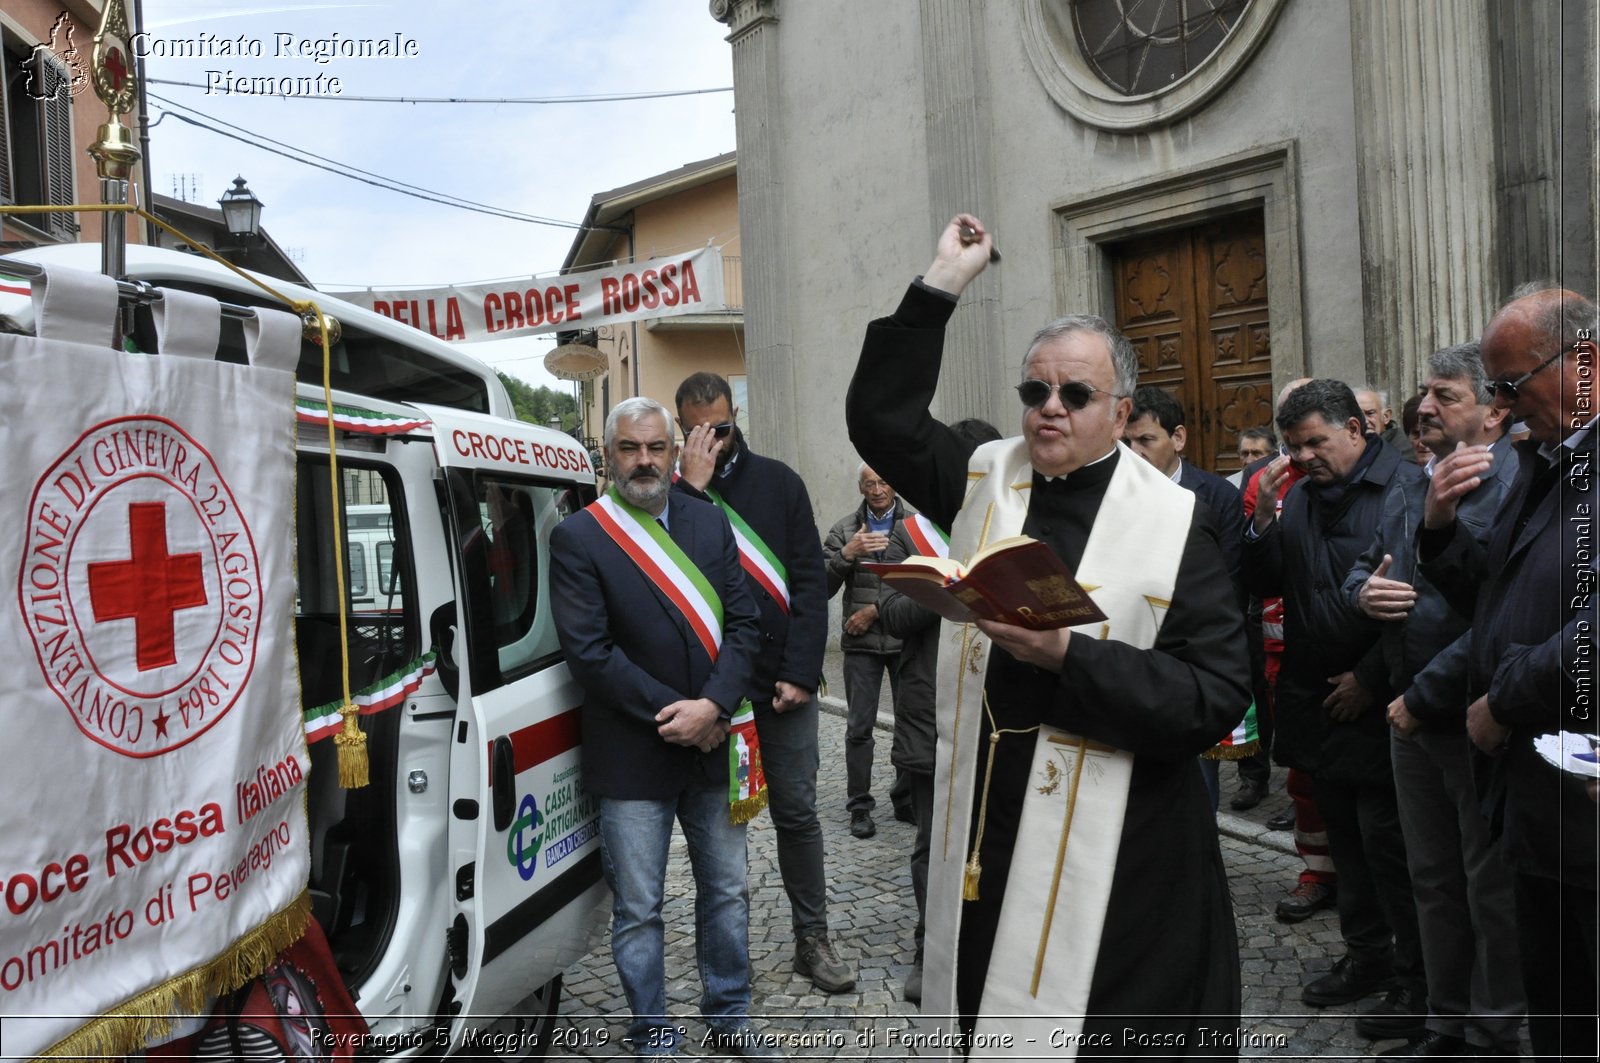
<box><xmin>618</xmin><ymin>471</ymin><xmax>668</xmax><ymax>510</ymax></box>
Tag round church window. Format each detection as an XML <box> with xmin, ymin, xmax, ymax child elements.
<box><xmin>1065</xmin><ymin>0</ymin><xmax>1251</xmax><ymax>97</ymax></box>
<box><xmin>1023</xmin><ymin>0</ymin><xmax>1285</xmax><ymax>131</ymax></box>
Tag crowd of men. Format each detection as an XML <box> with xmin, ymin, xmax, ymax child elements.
<box><xmin>549</xmin><ymin>213</ymin><xmax>1596</xmax><ymax>1060</ymax></box>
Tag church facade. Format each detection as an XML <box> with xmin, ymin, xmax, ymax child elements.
<box><xmin>708</xmin><ymin>0</ymin><xmax>1596</xmax><ymax>514</ymax></box>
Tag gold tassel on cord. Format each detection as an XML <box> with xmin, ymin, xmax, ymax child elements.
<box><xmin>963</xmin><ymin>854</ymin><xmax>984</xmax><ymax>901</ymax></box>
<box><xmin>334</xmin><ymin>702</ymin><xmax>369</xmax><ymax>788</ymax></box>
<box><xmin>964</xmin><ymin>730</ymin><xmax>1004</xmax><ymax>902</ymax></box>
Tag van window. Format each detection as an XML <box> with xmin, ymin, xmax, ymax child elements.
<box><xmin>295</xmin><ymin>461</ymin><xmax>417</xmax><ymax>710</ymax></box>
<box><xmin>128</xmin><ymin>280</ymin><xmax>493</xmax><ymax>412</ymax></box>
<box><xmin>346</xmin><ymin>541</ymin><xmax>368</xmax><ymax>599</ymax></box>
<box><xmin>473</xmin><ymin>475</ymin><xmax>584</xmax><ymax>680</ymax></box>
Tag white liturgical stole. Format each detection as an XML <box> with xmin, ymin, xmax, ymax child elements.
<box><xmin>921</xmin><ymin>438</ymin><xmax>1194</xmax><ymax>1057</ymax></box>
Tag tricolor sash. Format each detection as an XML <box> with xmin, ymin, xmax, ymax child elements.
<box><xmin>1204</xmin><ymin>699</ymin><xmax>1261</xmax><ymax>760</ymax></box>
<box><xmin>727</xmin><ymin>699</ymin><xmax>770</xmax><ymax>823</ymax></box>
<box><xmin>904</xmin><ymin>512</ymin><xmax>950</xmax><ymax>558</ymax></box>
<box><xmin>705</xmin><ymin>486</ymin><xmax>791</xmax><ymax>612</ymax></box>
<box><xmin>588</xmin><ymin>488</ymin><xmax>725</xmax><ymax>662</ymax></box>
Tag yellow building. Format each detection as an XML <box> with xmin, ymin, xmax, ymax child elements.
<box><xmin>561</xmin><ymin>152</ymin><xmax>743</xmax><ymax>451</ymax></box>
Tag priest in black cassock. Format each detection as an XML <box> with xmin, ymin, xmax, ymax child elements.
<box><xmin>846</xmin><ymin>215</ymin><xmax>1250</xmax><ymax>1058</ymax></box>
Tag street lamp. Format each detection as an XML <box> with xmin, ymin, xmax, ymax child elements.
<box><xmin>218</xmin><ymin>176</ymin><xmax>263</xmax><ymax>242</ymax></box>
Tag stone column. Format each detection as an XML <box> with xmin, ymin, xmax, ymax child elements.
<box><xmin>919</xmin><ymin>0</ymin><xmax>1002</xmax><ymax>425</ymax></box>
<box><xmin>710</xmin><ymin>0</ymin><xmax>798</xmax><ymax>462</ymax></box>
<box><xmin>1488</xmin><ymin>0</ymin><xmax>1598</xmax><ymax>298</ymax></box>
<box><xmin>1349</xmin><ymin>0</ymin><xmax>1499</xmax><ymax>393</ymax></box>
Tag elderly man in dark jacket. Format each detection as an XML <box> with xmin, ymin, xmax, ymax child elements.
<box><xmin>1242</xmin><ymin>379</ymin><xmax>1425</xmax><ymax>1025</ymax></box>
<box><xmin>823</xmin><ymin>466</ymin><xmax>906</xmax><ymax>839</ymax></box>
<box><xmin>1417</xmin><ymin>289</ymin><xmax>1599</xmax><ymax>1063</ymax></box>
<box><xmin>1342</xmin><ymin>343</ymin><xmax>1524</xmax><ymax>1054</ymax></box>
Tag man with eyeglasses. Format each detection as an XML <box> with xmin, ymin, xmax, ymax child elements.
<box><xmin>672</xmin><ymin>372</ymin><xmax>857</xmax><ymax>996</ymax></box>
<box><xmin>1416</xmin><ymin>288</ymin><xmax>1599</xmax><ymax>1063</ymax></box>
<box><xmin>822</xmin><ymin>463</ymin><xmax>907</xmax><ymax>841</ymax></box>
<box><xmin>1342</xmin><ymin>343</ymin><xmax>1523</xmax><ymax>1056</ymax></box>
<box><xmin>845</xmin><ymin>214</ymin><xmax>1250</xmax><ymax>1047</ymax></box>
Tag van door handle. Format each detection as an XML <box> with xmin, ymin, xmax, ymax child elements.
<box><xmin>491</xmin><ymin>736</ymin><xmax>516</xmax><ymax>831</ymax></box>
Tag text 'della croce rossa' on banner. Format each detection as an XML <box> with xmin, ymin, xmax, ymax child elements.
<box><xmin>338</xmin><ymin>246</ymin><xmax>727</xmax><ymax>342</ymax></box>
<box><xmin>0</xmin><ymin>268</ymin><xmax>309</xmax><ymax>1059</ymax></box>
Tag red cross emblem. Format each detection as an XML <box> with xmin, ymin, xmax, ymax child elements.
<box><xmin>88</xmin><ymin>501</ymin><xmax>209</xmax><ymax>671</ymax></box>
<box><xmin>104</xmin><ymin>46</ymin><xmax>128</xmax><ymax>92</ymax></box>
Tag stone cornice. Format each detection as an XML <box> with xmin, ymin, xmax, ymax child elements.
<box><xmin>709</xmin><ymin>0</ymin><xmax>778</xmax><ymax>42</ymax></box>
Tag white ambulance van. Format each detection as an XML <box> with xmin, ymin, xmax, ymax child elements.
<box><xmin>1</xmin><ymin>244</ymin><xmax>608</xmax><ymax>1058</ymax></box>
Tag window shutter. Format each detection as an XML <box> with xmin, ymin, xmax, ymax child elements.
<box><xmin>0</xmin><ymin>56</ymin><xmax>14</xmax><ymax>205</ymax></box>
<box><xmin>41</xmin><ymin>54</ymin><xmax>76</xmax><ymax>240</ymax></box>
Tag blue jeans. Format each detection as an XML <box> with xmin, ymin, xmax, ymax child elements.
<box><xmin>597</xmin><ymin>788</ymin><xmax>751</xmax><ymax>1054</ymax></box>
<box><xmin>753</xmin><ymin>697</ymin><xmax>828</xmax><ymax>939</ymax></box>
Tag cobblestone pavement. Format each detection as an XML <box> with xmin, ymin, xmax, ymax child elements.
<box><xmin>549</xmin><ymin>648</ymin><xmax>1512</xmax><ymax>1059</ymax></box>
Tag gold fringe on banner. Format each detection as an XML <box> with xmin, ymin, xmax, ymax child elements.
<box><xmin>729</xmin><ymin>787</ymin><xmax>769</xmax><ymax>825</ymax></box>
<box><xmin>42</xmin><ymin>891</ymin><xmax>311</xmax><ymax>1061</ymax></box>
<box><xmin>1202</xmin><ymin>740</ymin><xmax>1261</xmax><ymax>762</ymax></box>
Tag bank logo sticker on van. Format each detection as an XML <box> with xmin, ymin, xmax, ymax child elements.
<box><xmin>19</xmin><ymin>417</ymin><xmax>262</xmax><ymax>757</ymax></box>
<box><xmin>507</xmin><ymin>793</ymin><xmax>545</xmax><ymax>882</ymax></box>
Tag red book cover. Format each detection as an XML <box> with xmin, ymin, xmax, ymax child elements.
<box><xmin>865</xmin><ymin>535</ymin><xmax>1107</xmax><ymax>630</ymax></box>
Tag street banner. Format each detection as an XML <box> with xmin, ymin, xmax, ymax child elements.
<box><xmin>0</xmin><ymin>269</ymin><xmax>309</xmax><ymax>1059</ymax></box>
<box><xmin>336</xmin><ymin>246</ymin><xmax>726</xmax><ymax>343</ymax></box>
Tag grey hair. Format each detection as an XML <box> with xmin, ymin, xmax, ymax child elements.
<box><xmin>1427</xmin><ymin>341</ymin><xmax>1490</xmax><ymax>404</ymax></box>
<box><xmin>856</xmin><ymin>461</ymin><xmax>871</xmax><ymax>482</ymax></box>
<box><xmin>1022</xmin><ymin>314</ymin><xmax>1138</xmax><ymax>397</ymax></box>
<box><xmin>1355</xmin><ymin>385</ymin><xmax>1389</xmax><ymax>407</ymax></box>
<box><xmin>603</xmin><ymin>396</ymin><xmax>673</xmax><ymax>451</ymax></box>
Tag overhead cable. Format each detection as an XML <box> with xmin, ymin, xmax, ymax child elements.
<box><xmin>147</xmin><ymin>78</ymin><xmax>733</xmax><ymax>105</ymax></box>
<box><xmin>149</xmin><ymin>94</ymin><xmax>584</xmax><ymax>229</ymax></box>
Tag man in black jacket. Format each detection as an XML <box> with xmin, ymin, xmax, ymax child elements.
<box><xmin>1417</xmin><ymin>289</ymin><xmax>1599</xmax><ymax>1062</ymax></box>
<box><xmin>1343</xmin><ymin>343</ymin><xmax>1523</xmax><ymax>1054</ymax></box>
<box><xmin>1124</xmin><ymin>385</ymin><xmax>1250</xmax><ymax>809</ymax></box>
<box><xmin>674</xmin><ymin>372</ymin><xmax>856</xmax><ymax>995</ymax></box>
<box><xmin>1242</xmin><ymin>379</ymin><xmax>1424</xmax><ymax>1020</ymax></box>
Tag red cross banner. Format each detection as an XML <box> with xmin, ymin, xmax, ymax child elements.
<box><xmin>0</xmin><ymin>268</ymin><xmax>308</xmax><ymax>1059</ymax></box>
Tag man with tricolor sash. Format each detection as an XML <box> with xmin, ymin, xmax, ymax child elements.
<box><xmin>846</xmin><ymin>215</ymin><xmax>1250</xmax><ymax>1055</ymax></box>
<box><xmin>549</xmin><ymin>397</ymin><xmax>776</xmax><ymax>1059</ymax></box>
<box><xmin>672</xmin><ymin>372</ymin><xmax>856</xmax><ymax>995</ymax></box>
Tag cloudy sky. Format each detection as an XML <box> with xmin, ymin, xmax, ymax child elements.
<box><xmin>137</xmin><ymin>1</ymin><xmax>737</xmax><ymax>390</ymax></box>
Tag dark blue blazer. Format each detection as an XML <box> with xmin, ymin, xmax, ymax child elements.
<box><xmin>1179</xmin><ymin>459</ymin><xmax>1245</xmax><ymax>599</ymax></box>
<box><xmin>1418</xmin><ymin>426</ymin><xmax>1599</xmax><ymax>887</ymax></box>
<box><xmin>550</xmin><ymin>491</ymin><xmax>761</xmax><ymax>800</ymax></box>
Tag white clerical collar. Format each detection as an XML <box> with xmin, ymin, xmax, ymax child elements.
<box><xmin>1039</xmin><ymin>445</ymin><xmax>1118</xmax><ymax>482</ymax></box>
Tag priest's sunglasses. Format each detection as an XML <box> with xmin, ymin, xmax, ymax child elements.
<box><xmin>1489</xmin><ymin>346</ymin><xmax>1567</xmax><ymax>404</ymax></box>
<box><xmin>1015</xmin><ymin>379</ymin><xmax>1122</xmax><ymax>411</ymax></box>
<box><xmin>679</xmin><ymin>420</ymin><xmax>735</xmax><ymax>440</ymax></box>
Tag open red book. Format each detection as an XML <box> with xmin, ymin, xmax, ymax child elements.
<box><xmin>865</xmin><ymin>535</ymin><xmax>1107</xmax><ymax>630</ymax></box>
